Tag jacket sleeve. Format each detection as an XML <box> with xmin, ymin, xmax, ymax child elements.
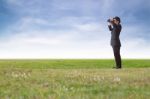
<box><xmin>108</xmin><ymin>25</ymin><xmax>113</xmax><ymax>31</ymax></box>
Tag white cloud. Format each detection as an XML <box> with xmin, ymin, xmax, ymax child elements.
<box><xmin>9</xmin><ymin>16</ymin><xmax>49</xmax><ymax>32</ymax></box>
<box><xmin>0</xmin><ymin>31</ymin><xmax>112</xmax><ymax>59</ymax></box>
<box><xmin>122</xmin><ymin>38</ymin><xmax>150</xmax><ymax>58</ymax></box>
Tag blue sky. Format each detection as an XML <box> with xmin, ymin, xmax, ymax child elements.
<box><xmin>0</xmin><ymin>0</ymin><xmax>150</xmax><ymax>58</ymax></box>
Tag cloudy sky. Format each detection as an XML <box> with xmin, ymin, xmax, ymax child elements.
<box><xmin>0</xmin><ymin>0</ymin><xmax>150</xmax><ymax>59</ymax></box>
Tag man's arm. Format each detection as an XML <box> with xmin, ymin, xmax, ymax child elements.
<box><xmin>108</xmin><ymin>23</ymin><xmax>113</xmax><ymax>31</ymax></box>
<box><xmin>108</xmin><ymin>18</ymin><xmax>114</xmax><ymax>31</ymax></box>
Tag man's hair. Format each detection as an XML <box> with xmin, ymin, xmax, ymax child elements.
<box><xmin>114</xmin><ymin>16</ymin><xmax>121</xmax><ymax>23</ymax></box>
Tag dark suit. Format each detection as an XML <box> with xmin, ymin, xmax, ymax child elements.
<box><xmin>108</xmin><ymin>23</ymin><xmax>122</xmax><ymax>68</ymax></box>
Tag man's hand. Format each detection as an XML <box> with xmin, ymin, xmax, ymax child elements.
<box><xmin>108</xmin><ymin>22</ymin><xmax>112</xmax><ymax>26</ymax></box>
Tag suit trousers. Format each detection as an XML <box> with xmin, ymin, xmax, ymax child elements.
<box><xmin>112</xmin><ymin>46</ymin><xmax>122</xmax><ymax>68</ymax></box>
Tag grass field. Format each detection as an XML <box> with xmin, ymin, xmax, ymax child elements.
<box><xmin>0</xmin><ymin>59</ymin><xmax>150</xmax><ymax>99</ymax></box>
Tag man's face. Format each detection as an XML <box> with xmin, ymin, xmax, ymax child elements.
<box><xmin>113</xmin><ymin>19</ymin><xmax>119</xmax><ymax>25</ymax></box>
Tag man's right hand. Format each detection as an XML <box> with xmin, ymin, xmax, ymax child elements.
<box><xmin>108</xmin><ymin>22</ymin><xmax>112</xmax><ymax>26</ymax></box>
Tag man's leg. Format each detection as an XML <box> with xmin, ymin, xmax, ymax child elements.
<box><xmin>113</xmin><ymin>46</ymin><xmax>122</xmax><ymax>68</ymax></box>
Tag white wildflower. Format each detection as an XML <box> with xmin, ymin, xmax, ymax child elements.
<box><xmin>113</xmin><ymin>77</ymin><xmax>121</xmax><ymax>82</ymax></box>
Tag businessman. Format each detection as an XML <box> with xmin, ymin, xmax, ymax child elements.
<box><xmin>108</xmin><ymin>16</ymin><xmax>122</xmax><ymax>69</ymax></box>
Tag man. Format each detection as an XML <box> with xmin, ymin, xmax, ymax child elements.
<box><xmin>108</xmin><ymin>16</ymin><xmax>122</xmax><ymax>69</ymax></box>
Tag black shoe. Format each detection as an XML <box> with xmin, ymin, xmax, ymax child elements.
<box><xmin>116</xmin><ymin>67</ymin><xmax>121</xmax><ymax>69</ymax></box>
<box><xmin>113</xmin><ymin>67</ymin><xmax>121</xmax><ymax>69</ymax></box>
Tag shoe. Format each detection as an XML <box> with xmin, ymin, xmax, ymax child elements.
<box><xmin>112</xmin><ymin>67</ymin><xmax>121</xmax><ymax>69</ymax></box>
<box><xmin>116</xmin><ymin>67</ymin><xmax>121</xmax><ymax>69</ymax></box>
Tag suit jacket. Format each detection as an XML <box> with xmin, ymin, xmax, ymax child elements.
<box><xmin>108</xmin><ymin>23</ymin><xmax>122</xmax><ymax>47</ymax></box>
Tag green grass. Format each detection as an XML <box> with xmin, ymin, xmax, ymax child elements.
<box><xmin>0</xmin><ymin>59</ymin><xmax>150</xmax><ymax>69</ymax></box>
<box><xmin>0</xmin><ymin>59</ymin><xmax>150</xmax><ymax>99</ymax></box>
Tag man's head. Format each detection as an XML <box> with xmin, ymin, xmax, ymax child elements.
<box><xmin>113</xmin><ymin>16</ymin><xmax>121</xmax><ymax>24</ymax></box>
